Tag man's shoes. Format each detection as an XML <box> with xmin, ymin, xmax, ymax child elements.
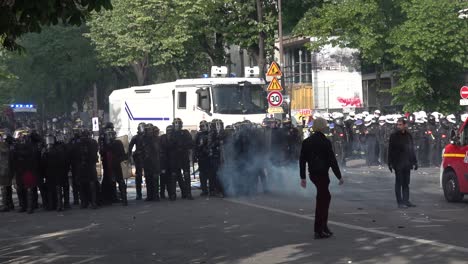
<box><xmin>398</xmin><ymin>204</ymin><xmax>408</xmax><ymax>209</ymax></box>
<box><xmin>405</xmin><ymin>202</ymin><xmax>416</xmax><ymax>207</ymax></box>
<box><xmin>136</xmin><ymin>195</ymin><xmax>142</xmax><ymax>201</ymax></box>
<box><xmin>314</xmin><ymin>232</ymin><xmax>331</xmax><ymax>239</ymax></box>
<box><xmin>324</xmin><ymin>228</ymin><xmax>333</xmax><ymax>236</ymax></box>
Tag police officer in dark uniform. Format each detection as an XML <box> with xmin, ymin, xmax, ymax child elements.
<box><xmin>332</xmin><ymin>117</ymin><xmax>347</xmax><ymax>166</ymax></box>
<box><xmin>364</xmin><ymin>116</ymin><xmax>379</xmax><ymax>166</ymax></box>
<box><xmin>12</xmin><ymin>131</ymin><xmax>41</xmax><ymax>213</ymax></box>
<box><xmin>129</xmin><ymin>122</ymin><xmax>146</xmax><ymax>200</ymax></box>
<box><xmin>101</xmin><ymin>123</ymin><xmax>128</xmax><ymax>206</ymax></box>
<box><xmin>72</xmin><ymin>129</ymin><xmax>99</xmax><ymax>209</ymax></box>
<box><xmin>68</xmin><ymin>128</ymin><xmax>82</xmax><ymax>205</ymax></box>
<box><xmin>282</xmin><ymin>118</ymin><xmax>301</xmax><ymax>166</ymax></box>
<box><xmin>0</xmin><ymin>133</ymin><xmax>14</xmax><ymax>212</ymax></box>
<box><xmin>168</xmin><ymin>118</ymin><xmax>194</xmax><ymax>200</ymax></box>
<box><xmin>42</xmin><ymin>134</ymin><xmax>68</xmax><ymax>211</ymax></box>
<box><xmin>159</xmin><ymin>125</ymin><xmax>173</xmax><ymax>199</ymax></box>
<box><xmin>426</xmin><ymin>114</ymin><xmax>439</xmax><ymax>167</ymax></box>
<box><xmin>194</xmin><ymin>121</ymin><xmax>211</xmax><ymax>196</ymax></box>
<box><xmin>142</xmin><ymin>124</ymin><xmax>161</xmax><ymax>201</ymax></box>
<box><xmin>209</xmin><ymin>119</ymin><xmax>225</xmax><ymax>197</ymax></box>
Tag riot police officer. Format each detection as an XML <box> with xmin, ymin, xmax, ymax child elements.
<box><xmin>12</xmin><ymin>131</ymin><xmax>41</xmax><ymax>213</ymax></box>
<box><xmin>72</xmin><ymin>130</ymin><xmax>99</xmax><ymax>209</ymax></box>
<box><xmin>194</xmin><ymin>121</ymin><xmax>211</xmax><ymax>196</ymax></box>
<box><xmin>209</xmin><ymin>119</ymin><xmax>225</xmax><ymax>197</ymax></box>
<box><xmin>364</xmin><ymin>115</ymin><xmax>379</xmax><ymax>166</ymax></box>
<box><xmin>159</xmin><ymin>125</ymin><xmax>173</xmax><ymax>199</ymax></box>
<box><xmin>0</xmin><ymin>133</ymin><xmax>14</xmax><ymax>212</ymax></box>
<box><xmin>142</xmin><ymin>124</ymin><xmax>161</xmax><ymax>201</ymax></box>
<box><xmin>129</xmin><ymin>122</ymin><xmax>146</xmax><ymax>200</ymax></box>
<box><xmin>101</xmin><ymin>123</ymin><xmax>128</xmax><ymax>206</ymax></box>
<box><xmin>168</xmin><ymin>118</ymin><xmax>194</xmax><ymax>200</ymax></box>
<box><xmin>42</xmin><ymin>134</ymin><xmax>68</xmax><ymax>211</ymax></box>
<box><xmin>331</xmin><ymin>113</ymin><xmax>347</xmax><ymax>167</ymax></box>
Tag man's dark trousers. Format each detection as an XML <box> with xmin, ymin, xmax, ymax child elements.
<box><xmin>311</xmin><ymin>176</ymin><xmax>331</xmax><ymax>233</ymax></box>
<box><xmin>395</xmin><ymin>168</ymin><xmax>410</xmax><ymax>204</ymax></box>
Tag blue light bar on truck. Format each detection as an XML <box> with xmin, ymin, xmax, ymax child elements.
<box><xmin>10</xmin><ymin>104</ymin><xmax>37</xmax><ymax>112</ymax></box>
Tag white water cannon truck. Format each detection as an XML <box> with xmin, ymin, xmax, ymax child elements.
<box><xmin>109</xmin><ymin>66</ymin><xmax>269</xmax><ymax>137</ymax></box>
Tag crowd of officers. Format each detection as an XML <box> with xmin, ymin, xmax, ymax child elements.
<box><xmin>319</xmin><ymin>110</ymin><xmax>460</xmax><ymax>168</ymax></box>
<box><xmin>0</xmin><ymin>109</ymin><xmax>461</xmax><ymax>214</ymax></box>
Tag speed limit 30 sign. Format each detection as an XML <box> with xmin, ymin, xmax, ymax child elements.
<box><xmin>268</xmin><ymin>91</ymin><xmax>283</xmax><ymax>107</ymax></box>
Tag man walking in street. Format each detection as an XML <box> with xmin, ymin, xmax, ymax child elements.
<box><xmin>388</xmin><ymin>118</ymin><xmax>418</xmax><ymax>209</ymax></box>
<box><xmin>300</xmin><ymin>117</ymin><xmax>344</xmax><ymax>239</ymax></box>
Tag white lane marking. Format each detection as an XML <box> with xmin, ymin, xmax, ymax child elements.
<box><xmin>412</xmin><ymin>225</ymin><xmax>444</xmax><ymax>228</ymax></box>
<box><xmin>435</xmin><ymin>209</ymin><xmax>465</xmax><ymax>212</ymax></box>
<box><xmin>227</xmin><ymin>199</ymin><xmax>468</xmax><ymax>253</ymax></box>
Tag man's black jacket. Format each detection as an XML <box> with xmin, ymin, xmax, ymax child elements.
<box><xmin>299</xmin><ymin>131</ymin><xmax>342</xmax><ymax>180</ymax></box>
<box><xmin>388</xmin><ymin>130</ymin><xmax>417</xmax><ymax>170</ymax></box>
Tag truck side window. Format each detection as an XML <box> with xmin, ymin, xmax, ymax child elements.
<box><xmin>178</xmin><ymin>92</ymin><xmax>187</xmax><ymax>109</ymax></box>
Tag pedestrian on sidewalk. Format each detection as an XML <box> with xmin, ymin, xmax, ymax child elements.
<box><xmin>299</xmin><ymin>117</ymin><xmax>344</xmax><ymax>239</ymax></box>
<box><xmin>388</xmin><ymin>118</ymin><xmax>418</xmax><ymax>209</ymax></box>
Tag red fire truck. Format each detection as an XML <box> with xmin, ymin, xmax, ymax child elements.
<box><xmin>441</xmin><ymin>118</ymin><xmax>468</xmax><ymax>202</ymax></box>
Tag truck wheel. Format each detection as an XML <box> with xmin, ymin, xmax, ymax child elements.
<box><xmin>443</xmin><ymin>171</ymin><xmax>464</xmax><ymax>202</ymax></box>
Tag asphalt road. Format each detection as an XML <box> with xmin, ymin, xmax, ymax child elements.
<box><xmin>1</xmin><ymin>162</ymin><xmax>468</xmax><ymax>264</ymax></box>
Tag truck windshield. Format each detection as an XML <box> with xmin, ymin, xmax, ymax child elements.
<box><xmin>212</xmin><ymin>84</ymin><xmax>267</xmax><ymax>114</ymax></box>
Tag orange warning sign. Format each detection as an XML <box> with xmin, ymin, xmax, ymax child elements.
<box><xmin>267</xmin><ymin>77</ymin><xmax>283</xmax><ymax>91</ymax></box>
<box><xmin>266</xmin><ymin>61</ymin><xmax>282</xmax><ymax>77</ymax></box>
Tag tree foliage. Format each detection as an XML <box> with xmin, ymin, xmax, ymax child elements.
<box><xmin>388</xmin><ymin>0</ymin><xmax>468</xmax><ymax>112</ymax></box>
<box><xmin>295</xmin><ymin>0</ymin><xmax>468</xmax><ymax>112</ymax></box>
<box><xmin>0</xmin><ymin>25</ymin><xmax>105</xmax><ymax>115</ymax></box>
<box><xmin>86</xmin><ymin>0</ymin><xmax>192</xmax><ymax>85</ymax></box>
<box><xmin>0</xmin><ymin>0</ymin><xmax>112</xmax><ymax>51</ymax></box>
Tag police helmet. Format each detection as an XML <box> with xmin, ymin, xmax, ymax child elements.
<box><xmin>364</xmin><ymin>115</ymin><xmax>373</xmax><ymax>127</ymax></box>
<box><xmin>214</xmin><ymin>119</ymin><xmax>224</xmax><ymax>133</ymax></box>
<box><xmin>173</xmin><ymin>118</ymin><xmax>183</xmax><ymax>131</ymax></box>
<box><xmin>447</xmin><ymin>114</ymin><xmax>456</xmax><ymax>124</ymax></box>
<box><xmin>138</xmin><ymin>122</ymin><xmax>146</xmax><ymax>134</ymax></box>
<box><xmin>199</xmin><ymin>120</ymin><xmax>209</xmax><ymax>132</ymax></box>
<box><xmin>104</xmin><ymin>122</ymin><xmax>114</xmax><ymax>130</ymax></box>
<box><xmin>166</xmin><ymin>125</ymin><xmax>173</xmax><ymax>134</ymax></box>
<box><xmin>335</xmin><ymin>118</ymin><xmax>343</xmax><ymax>126</ymax></box>
<box><xmin>152</xmin><ymin>126</ymin><xmax>160</xmax><ymax>136</ymax></box>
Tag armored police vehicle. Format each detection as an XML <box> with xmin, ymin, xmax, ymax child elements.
<box><xmin>109</xmin><ymin>67</ymin><xmax>268</xmax><ymax>137</ymax></box>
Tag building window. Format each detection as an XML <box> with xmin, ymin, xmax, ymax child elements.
<box><xmin>178</xmin><ymin>92</ymin><xmax>187</xmax><ymax>109</ymax></box>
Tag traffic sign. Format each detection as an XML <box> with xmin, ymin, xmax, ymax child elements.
<box><xmin>267</xmin><ymin>77</ymin><xmax>283</xmax><ymax>91</ymax></box>
<box><xmin>461</xmin><ymin>86</ymin><xmax>468</xmax><ymax>99</ymax></box>
<box><xmin>268</xmin><ymin>106</ymin><xmax>284</xmax><ymax>114</ymax></box>
<box><xmin>268</xmin><ymin>91</ymin><xmax>283</xmax><ymax>107</ymax></box>
<box><xmin>266</xmin><ymin>61</ymin><xmax>282</xmax><ymax>77</ymax></box>
<box><xmin>92</xmin><ymin>117</ymin><xmax>99</xmax><ymax>132</ymax></box>
<box><xmin>460</xmin><ymin>99</ymin><xmax>468</xmax><ymax>106</ymax></box>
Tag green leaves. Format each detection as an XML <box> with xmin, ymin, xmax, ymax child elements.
<box><xmin>0</xmin><ymin>0</ymin><xmax>112</xmax><ymax>51</ymax></box>
<box><xmin>295</xmin><ymin>0</ymin><xmax>468</xmax><ymax>112</ymax></box>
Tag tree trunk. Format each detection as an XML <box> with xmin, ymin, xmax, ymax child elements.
<box><xmin>256</xmin><ymin>0</ymin><xmax>266</xmax><ymax>78</ymax></box>
<box><xmin>375</xmin><ymin>64</ymin><xmax>382</xmax><ymax>109</ymax></box>
<box><xmin>131</xmin><ymin>53</ymin><xmax>149</xmax><ymax>86</ymax></box>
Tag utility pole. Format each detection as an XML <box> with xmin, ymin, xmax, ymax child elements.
<box><xmin>278</xmin><ymin>0</ymin><xmax>284</xmax><ymax>85</ymax></box>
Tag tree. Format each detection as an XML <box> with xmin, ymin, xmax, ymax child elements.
<box><xmin>295</xmin><ymin>0</ymin><xmax>404</xmax><ymax>107</ymax></box>
<box><xmin>0</xmin><ymin>0</ymin><xmax>112</xmax><ymax>50</ymax></box>
<box><xmin>223</xmin><ymin>0</ymin><xmax>278</xmax><ymax>73</ymax></box>
<box><xmin>86</xmin><ymin>0</ymin><xmax>192</xmax><ymax>85</ymax></box>
<box><xmin>1</xmin><ymin>25</ymin><xmax>105</xmax><ymax>115</ymax></box>
<box><xmin>388</xmin><ymin>0</ymin><xmax>468</xmax><ymax>112</ymax></box>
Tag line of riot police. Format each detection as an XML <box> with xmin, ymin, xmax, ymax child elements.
<box><xmin>316</xmin><ymin>110</ymin><xmax>460</xmax><ymax>168</ymax></box>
